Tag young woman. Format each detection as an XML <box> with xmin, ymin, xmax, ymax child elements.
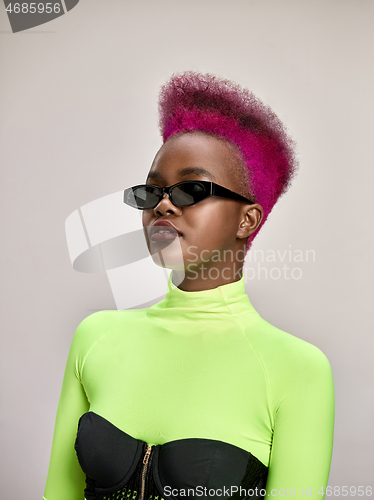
<box><xmin>44</xmin><ymin>72</ymin><xmax>335</xmax><ymax>500</ymax></box>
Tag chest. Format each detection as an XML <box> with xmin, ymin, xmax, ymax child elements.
<box><xmin>79</xmin><ymin>321</ymin><xmax>273</xmax><ymax>466</ymax></box>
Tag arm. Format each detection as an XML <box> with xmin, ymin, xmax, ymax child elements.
<box><xmin>265</xmin><ymin>347</ymin><xmax>335</xmax><ymax>499</ymax></box>
<box><xmin>43</xmin><ymin>318</ymin><xmax>93</xmax><ymax>500</ymax></box>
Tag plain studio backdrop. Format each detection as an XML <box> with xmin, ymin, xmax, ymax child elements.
<box><xmin>0</xmin><ymin>0</ymin><xmax>373</xmax><ymax>498</ymax></box>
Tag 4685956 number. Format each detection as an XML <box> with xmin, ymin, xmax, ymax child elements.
<box><xmin>318</xmin><ymin>486</ymin><xmax>372</xmax><ymax>497</ymax></box>
<box><xmin>5</xmin><ymin>3</ymin><xmax>61</xmax><ymax>14</ymax></box>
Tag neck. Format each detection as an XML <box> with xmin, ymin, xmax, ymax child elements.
<box><xmin>146</xmin><ymin>270</ymin><xmax>259</xmax><ymax>323</ymax></box>
<box><xmin>172</xmin><ymin>263</ymin><xmax>245</xmax><ymax>292</ymax></box>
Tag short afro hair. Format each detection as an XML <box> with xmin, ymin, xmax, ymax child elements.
<box><xmin>158</xmin><ymin>71</ymin><xmax>299</xmax><ymax>251</ymax></box>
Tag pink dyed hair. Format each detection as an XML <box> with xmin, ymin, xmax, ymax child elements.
<box><xmin>158</xmin><ymin>71</ymin><xmax>298</xmax><ymax>251</ymax></box>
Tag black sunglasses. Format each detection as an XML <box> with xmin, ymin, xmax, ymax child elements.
<box><xmin>123</xmin><ymin>180</ymin><xmax>255</xmax><ymax>210</ymax></box>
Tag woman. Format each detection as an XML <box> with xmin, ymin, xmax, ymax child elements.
<box><xmin>43</xmin><ymin>72</ymin><xmax>335</xmax><ymax>500</ymax></box>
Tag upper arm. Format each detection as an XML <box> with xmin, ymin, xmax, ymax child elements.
<box><xmin>43</xmin><ymin>319</ymin><xmax>93</xmax><ymax>500</ymax></box>
<box><xmin>265</xmin><ymin>347</ymin><xmax>335</xmax><ymax>498</ymax></box>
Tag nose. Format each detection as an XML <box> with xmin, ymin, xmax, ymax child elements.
<box><xmin>153</xmin><ymin>193</ymin><xmax>182</xmax><ymax>216</ymax></box>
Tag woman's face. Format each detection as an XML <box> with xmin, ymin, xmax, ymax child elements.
<box><xmin>142</xmin><ymin>132</ymin><xmax>262</xmax><ymax>284</ymax></box>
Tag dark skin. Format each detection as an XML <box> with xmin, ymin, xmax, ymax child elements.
<box><xmin>142</xmin><ymin>131</ymin><xmax>263</xmax><ymax>291</ymax></box>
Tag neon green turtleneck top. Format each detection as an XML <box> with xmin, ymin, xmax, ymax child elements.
<box><xmin>44</xmin><ymin>272</ymin><xmax>335</xmax><ymax>500</ymax></box>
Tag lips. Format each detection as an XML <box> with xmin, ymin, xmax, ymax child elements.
<box><xmin>150</xmin><ymin>220</ymin><xmax>182</xmax><ymax>242</ymax></box>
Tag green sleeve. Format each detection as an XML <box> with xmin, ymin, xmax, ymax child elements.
<box><xmin>43</xmin><ymin>317</ymin><xmax>93</xmax><ymax>500</ymax></box>
<box><xmin>265</xmin><ymin>347</ymin><xmax>335</xmax><ymax>498</ymax></box>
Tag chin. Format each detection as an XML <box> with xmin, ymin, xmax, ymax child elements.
<box><xmin>148</xmin><ymin>237</ymin><xmax>186</xmax><ymax>271</ymax></box>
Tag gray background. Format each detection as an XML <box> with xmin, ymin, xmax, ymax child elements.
<box><xmin>1</xmin><ymin>0</ymin><xmax>373</xmax><ymax>498</ymax></box>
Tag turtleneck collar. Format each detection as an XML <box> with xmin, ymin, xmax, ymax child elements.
<box><xmin>146</xmin><ymin>270</ymin><xmax>259</xmax><ymax>323</ymax></box>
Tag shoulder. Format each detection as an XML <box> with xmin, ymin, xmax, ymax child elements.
<box><xmin>248</xmin><ymin>317</ymin><xmax>334</xmax><ymax>413</ymax></box>
<box><xmin>70</xmin><ymin>308</ymin><xmax>145</xmax><ymax>352</ymax></box>
<box><xmin>247</xmin><ymin>316</ymin><xmax>333</xmax><ymax>382</ymax></box>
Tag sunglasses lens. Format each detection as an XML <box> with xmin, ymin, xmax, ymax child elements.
<box><xmin>124</xmin><ymin>182</ymin><xmax>209</xmax><ymax>209</ymax></box>
<box><xmin>172</xmin><ymin>182</ymin><xmax>208</xmax><ymax>206</ymax></box>
<box><xmin>125</xmin><ymin>186</ymin><xmax>161</xmax><ymax>209</ymax></box>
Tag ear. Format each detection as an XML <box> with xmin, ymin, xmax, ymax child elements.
<box><xmin>236</xmin><ymin>204</ymin><xmax>264</xmax><ymax>239</ymax></box>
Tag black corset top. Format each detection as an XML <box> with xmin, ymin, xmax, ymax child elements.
<box><xmin>75</xmin><ymin>412</ymin><xmax>268</xmax><ymax>500</ymax></box>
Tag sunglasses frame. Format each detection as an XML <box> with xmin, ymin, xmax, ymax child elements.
<box><xmin>123</xmin><ymin>180</ymin><xmax>255</xmax><ymax>210</ymax></box>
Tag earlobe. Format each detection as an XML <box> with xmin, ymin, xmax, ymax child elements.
<box><xmin>236</xmin><ymin>204</ymin><xmax>263</xmax><ymax>239</ymax></box>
